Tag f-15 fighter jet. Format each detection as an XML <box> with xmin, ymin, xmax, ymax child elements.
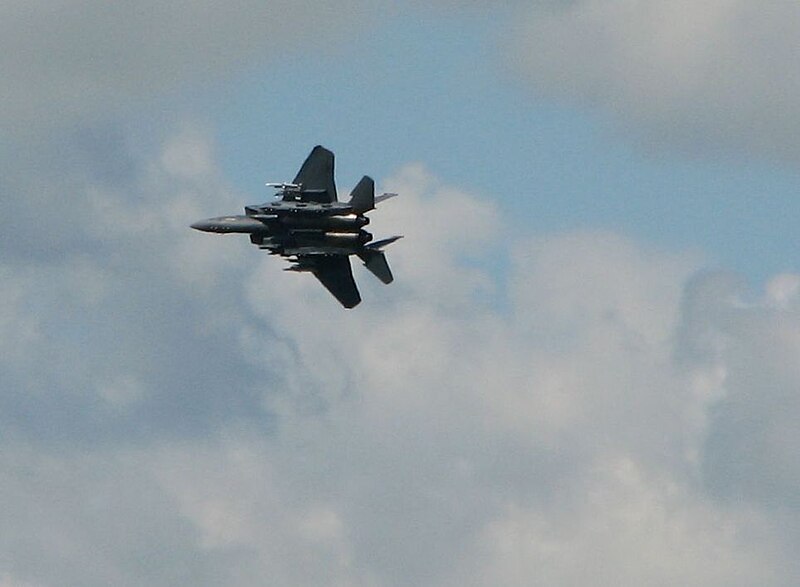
<box><xmin>191</xmin><ymin>146</ymin><xmax>401</xmax><ymax>308</ymax></box>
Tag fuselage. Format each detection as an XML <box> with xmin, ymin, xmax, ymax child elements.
<box><xmin>191</xmin><ymin>202</ymin><xmax>373</xmax><ymax>256</ymax></box>
<box><xmin>246</xmin><ymin>199</ymin><xmax>354</xmax><ymax>215</ymax></box>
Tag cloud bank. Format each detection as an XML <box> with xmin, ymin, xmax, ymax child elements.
<box><xmin>1</xmin><ymin>128</ymin><xmax>798</xmax><ymax>585</ymax></box>
<box><xmin>510</xmin><ymin>0</ymin><xmax>800</xmax><ymax>160</ymax></box>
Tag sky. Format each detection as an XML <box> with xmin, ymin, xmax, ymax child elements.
<box><xmin>2</xmin><ymin>1</ymin><xmax>800</xmax><ymax>585</ymax></box>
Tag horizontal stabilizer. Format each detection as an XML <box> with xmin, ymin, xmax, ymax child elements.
<box><xmin>357</xmin><ymin>249</ymin><xmax>394</xmax><ymax>284</ymax></box>
<box><xmin>366</xmin><ymin>235</ymin><xmax>403</xmax><ymax>250</ymax></box>
<box><xmin>375</xmin><ymin>192</ymin><xmax>398</xmax><ymax>204</ymax></box>
<box><xmin>349</xmin><ymin>176</ymin><xmax>375</xmax><ymax>214</ymax></box>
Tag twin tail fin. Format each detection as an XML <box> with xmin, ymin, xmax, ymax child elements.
<box><xmin>349</xmin><ymin>176</ymin><xmax>375</xmax><ymax>214</ymax></box>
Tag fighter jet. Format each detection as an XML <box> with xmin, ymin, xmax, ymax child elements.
<box><xmin>191</xmin><ymin>146</ymin><xmax>401</xmax><ymax>308</ymax></box>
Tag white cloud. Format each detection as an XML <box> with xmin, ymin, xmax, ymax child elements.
<box><xmin>472</xmin><ymin>457</ymin><xmax>783</xmax><ymax>587</ymax></box>
<box><xmin>1</xmin><ymin>127</ymin><xmax>799</xmax><ymax>585</ymax></box>
<box><xmin>510</xmin><ymin>0</ymin><xmax>800</xmax><ymax>159</ymax></box>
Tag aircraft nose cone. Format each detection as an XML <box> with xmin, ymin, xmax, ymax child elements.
<box><xmin>191</xmin><ymin>219</ymin><xmax>212</xmax><ymax>232</ymax></box>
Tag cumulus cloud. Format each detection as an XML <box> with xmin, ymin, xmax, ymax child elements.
<box><xmin>681</xmin><ymin>272</ymin><xmax>800</xmax><ymax>513</ymax></box>
<box><xmin>1</xmin><ymin>127</ymin><xmax>799</xmax><ymax>585</ymax></box>
<box><xmin>0</xmin><ymin>125</ymin><xmax>267</xmax><ymax>447</ymax></box>
<box><xmin>510</xmin><ymin>0</ymin><xmax>800</xmax><ymax>160</ymax></box>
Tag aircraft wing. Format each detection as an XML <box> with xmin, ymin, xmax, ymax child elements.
<box><xmin>308</xmin><ymin>255</ymin><xmax>361</xmax><ymax>308</ymax></box>
<box><xmin>290</xmin><ymin>145</ymin><xmax>338</xmax><ymax>203</ymax></box>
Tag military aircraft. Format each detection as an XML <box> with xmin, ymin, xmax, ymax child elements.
<box><xmin>191</xmin><ymin>146</ymin><xmax>401</xmax><ymax>308</ymax></box>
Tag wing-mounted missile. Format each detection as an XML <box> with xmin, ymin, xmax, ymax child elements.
<box><xmin>266</xmin><ymin>181</ymin><xmax>331</xmax><ymax>203</ymax></box>
<box><xmin>266</xmin><ymin>182</ymin><xmax>302</xmax><ymax>191</ymax></box>
<box><xmin>266</xmin><ymin>181</ymin><xmax>303</xmax><ymax>202</ymax></box>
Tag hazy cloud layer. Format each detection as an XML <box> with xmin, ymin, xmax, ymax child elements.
<box><xmin>0</xmin><ymin>0</ymin><xmax>380</xmax><ymax>132</ymax></box>
<box><xmin>1</xmin><ymin>128</ymin><xmax>798</xmax><ymax>585</ymax></box>
<box><xmin>510</xmin><ymin>0</ymin><xmax>800</xmax><ymax>160</ymax></box>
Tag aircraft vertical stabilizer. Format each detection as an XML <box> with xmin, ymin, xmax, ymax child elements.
<box><xmin>349</xmin><ymin>175</ymin><xmax>374</xmax><ymax>214</ymax></box>
<box><xmin>292</xmin><ymin>145</ymin><xmax>337</xmax><ymax>203</ymax></box>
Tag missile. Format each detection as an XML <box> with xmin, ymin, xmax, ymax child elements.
<box><xmin>266</xmin><ymin>182</ymin><xmax>302</xmax><ymax>190</ymax></box>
